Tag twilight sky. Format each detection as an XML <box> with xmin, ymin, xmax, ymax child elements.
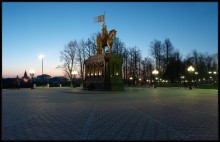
<box><xmin>2</xmin><ymin>2</ymin><xmax>218</xmax><ymax>78</ymax></box>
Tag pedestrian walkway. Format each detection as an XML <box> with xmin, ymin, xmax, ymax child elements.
<box><xmin>2</xmin><ymin>87</ymin><xmax>218</xmax><ymax>140</ymax></box>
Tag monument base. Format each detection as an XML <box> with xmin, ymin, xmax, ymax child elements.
<box><xmin>83</xmin><ymin>53</ymin><xmax>124</xmax><ymax>91</ymax></box>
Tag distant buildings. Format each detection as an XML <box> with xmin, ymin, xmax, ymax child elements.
<box><xmin>2</xmin><ymin>70</ymin><xmax>70</xmax><ymax>88</ymax></box>
<box><xmin>49</xmin><ymin>76</ymin><xmax>68</xmax><ymax>86</ymax></box>
<box><xmin>37</xmin><ymin>74</ymin><xmax>51</xmax><ymax>80</ymax></box>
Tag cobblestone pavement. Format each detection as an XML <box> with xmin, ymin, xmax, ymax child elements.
<box><xmin>2</xmin><ymin>87</ymin><xmax>218</xmax><ymax>140</ymax></box>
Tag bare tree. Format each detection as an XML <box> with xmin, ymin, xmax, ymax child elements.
<box><xmin>86</xmin><ymin>33</ymin><xmax>97</xmax><ymax>57</ymax></box>
<box><xmin>163</xmin><ymin>38</ymin><xmax>174</xmax><ymax>65</ymax></box>
<box><xmin>76</xmin><ymin>39</ymin><xmax>87</xmax><ymax>81</ymax></box>
<box><xmin>162</xmin><ymin>38</ymin><xmax>174</xmax><ymax>75</ymax></box>
<box><xmin>122</xmin><ymin>48</ymin><xmax>129</xmax><ymax>84</ymax></box>
<box><xmin>141</xmin><ymin>57</ymin><xmax>153</xmax><ymax>84</ymax></box>
<box><xmin>197</xmin><ymin>53</ymin><xmax>208</xmax><ymax>80</ymax></box>
<box><xmin>112</xmin><ymin>37</ymin><xmax>125</xmax><ymax>56</ymax></box>
<box><xmin>191</xmin><ymin>49</ymin><xmax>199</xmax><ymax>70</ymax></box>
<box><xmin>128</xmin><ymin>47</ymin><xmax>141</xmax><ymax>85</ymax></box>
<box><xmin>57</xmin><ymin>40</ymin><xmax>77</xmax><ymax>87</ymax></box>
<box><xmin>150</xmin><ymin>40</ymin><xmax>162</xmax><ymax>70</ymax></box>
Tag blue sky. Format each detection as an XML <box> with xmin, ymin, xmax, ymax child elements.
<box><xmin>2</xmin><ymin>2</ymin><xmax>218</xmax><ymax>78</ymax></box>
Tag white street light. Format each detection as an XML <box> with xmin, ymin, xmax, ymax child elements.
<box><xmin>194</xmin><ymin>72</ymin><xmax>198</xmax><ymax>86</ymax></box>
<box><xmin>29</xmin><ymin>69</ymin><xmax>35</xmax><ymax>77</ymax></box>
<box><xmin>152</xmin><ymin>69</ymin><xmax>159</xmax><ymax>75</ymax></box>
<box><xmin>72</xmin><ymin>70</ymin><xmax>78</xmax><ymax>75</ymax></box>
<box><xmin>187</xmin><ymin>66</ymin><xmax>195</xmax><ymax>72</ymax></box>
<box><xmin>29</xmin><ymin>69</ymin><xmax>35</xmax><ymax>89</ymax></box>
<box><xmin>187</xmin><ymin>66</ymin><xmax>195</xmax><ymax>89</ymax></box>
<box><xmin>72</xmin><ymin>70</ymin><xmax>78</xmax><ymax>88</ymax></box>
<box><xmin>39</xmin><ymin>54</ymin><xmax>44</xmax><ymax>75</ymax></box>
<box><xmin>152</xmin><ymin>69</ymin><xmax>159</xmax><ymax>88</ymax></box>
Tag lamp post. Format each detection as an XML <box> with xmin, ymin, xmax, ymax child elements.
<box><xmin>29</xmin><ymin>69</ymin><xmax>35</xmax><ymax>89</ymax></box>
<box><xmin>208</xmin><ymin>71</ymin><xmax>212</xmax><ymax>83</ymax></box>
<box><xmin>39</xmin><ymin>55</ymin><xmax>44</xmax><ymax>75</ymax></box>
<box><xmin>139</xmin><ymin>78</ymin><xmax>142</xmax><ymax>86</ymax></box>
<box><xmin>187</xmin><ymin>66</ymin><xmax>195</xmax><ymax>89</ymax></box>
<box><xmin>213</xmin><ymin>71</ymin><xmax>217</xmax><ymax>83</ymax></box>
<box><xmin>72</xmin><ymin>70</ymin><xmax>78</xmax><ymax>88</ymax></box>
<box><xmin>195</xmin><ymin>71</ymin><xmax>198</xmax><ymax>87</ymax></box>
<box><xmin>209</xmin><ymin>71</ymin><xmax>217</xmax><ymax>83</ymax></box>
<box><xmin>181</xmin><ymin>76</ymin><xmax>185</xmax><ymax>87</ymax></box>
<box><xmin>129</xmin><ymin>76</ymin><xmax>133</xmax><ymax>86</ymax></box>
<box><xmin>152</xmin><ymin>69</ymin><xmax>159</xmax><ymax>88</ymax></box>
<box><xmin>39</xmin><ymin>55</ymin><xmax>44</xmax><ymax>87</ymax></box>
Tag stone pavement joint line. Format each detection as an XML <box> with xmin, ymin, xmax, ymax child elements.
<box><xmin>79</xmin><ymin>105</ymin><xmax>97</xmax><ymax>140</ymax></box>
<box><xmin>129</xmin><ymin>105</ymin><xmax>190</xmax><ymax>140</ymax></box>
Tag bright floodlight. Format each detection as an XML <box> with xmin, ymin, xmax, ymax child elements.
<box><xmin>29</xmin><ymin>69</ymin><xmax>35</xmax><ymax>77</ymax></box>
<box><xmin>72</xmin><ymin>70</ymin><xmax>78</xmax><ymax>75</ymax></box>
<box><xmin>152</xmin><ymin>69</ymin><xmax>159</xmax><ymax>75</ymax></box>
<box><xmin>187</xmin><ymin>66</ymin><xmax>195</xmax><ymax>72</ymax></box>
<box><xmin>39</xmin><ymin>54</ymin><xmax>44</xmax><ymax>59</ymax></box>
<box><xmin>29</xmin><ymin>69</ymin><xmax>35</xmax><ymax>74</ymax></box>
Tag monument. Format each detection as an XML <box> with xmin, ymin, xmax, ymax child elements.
<box><xmin>83</xmin><ymin>14</ymin><xmax>124</xmax><ymax>90</ymax></box>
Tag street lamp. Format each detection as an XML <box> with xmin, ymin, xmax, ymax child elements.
<box><xmin>39</xmin><ymin>55</ymin><xmax>44</xmax><ymax>75</ymax></box>
<box><xmin>213</xmin><ymin>71</ymin><xmax>217</xmax><ymax>83</ymax></box>
<box><xmin>208</xmin><ymin>71</ymin><xmax>213</xmax><ymax>83</ymax></box>
<box><xmin>29</xmin><ymin>69</ymin><xmax>35</xmax><ymax>89</ymax></box>
<box><xmin>129</xmin><ymin>76</ymin><xmax>133</xmax><ymax>86</ymax></box>
<box><xmin>181</xmin><ymin>76</ymin><xmax>185</xmax><ymax>87</ymax></box>
<box><xmin>187</xmin><ymin>66</ymin><xmax>195</xmax><ymax>89</ymax></box>
<box><xmin>152</xmin><ymin>69</ymin><xmax>159</xmax><ymax>88</ymax></box>
<box><xmin>72</xmin><ymin>70</ymin><xmax>78</xmax><ymax>88</ymax></box>
<box><xmin>194</xmin><ymin>72</ymin><xmax>198</xmax><ymax>87</ymax></box>
<box><xmin>209</xmin><ymin>71</ymin><xmax>217</xmax><ymax>83</ymax></box>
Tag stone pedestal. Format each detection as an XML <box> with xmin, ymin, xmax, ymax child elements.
<box><xmin>83</xmin><ymin>53</ymin><xmax>124</xmax><ymax>90</ymax></box>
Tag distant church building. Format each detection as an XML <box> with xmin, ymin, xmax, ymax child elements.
<box><xmin>22</xmin><ymin>70</ymin><xmax>30</xmax><ymax>83</ymax></box>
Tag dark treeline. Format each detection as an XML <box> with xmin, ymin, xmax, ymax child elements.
<box><xmin>59</xmin><ymin>33</ymin><xmax>218</xmax><ymax>86</ymax></box>
<box><xmin>4</xmin><ymin>34</ymin><xmax>217</xmax><ymax>89</ymax></box>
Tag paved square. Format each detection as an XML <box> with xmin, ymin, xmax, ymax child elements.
<box><xmin>2</xmin><ymin>87</ymin><xmax>218</xmax><ymax>140</ymax></box>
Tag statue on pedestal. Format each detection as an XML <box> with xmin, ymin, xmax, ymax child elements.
<box><xmin>83</xmin><ymin>14</ymin><xmax>123</xmax><ymax>90</ymax></box>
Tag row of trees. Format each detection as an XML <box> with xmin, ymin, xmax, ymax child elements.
<box><xmin>58</xmin><ymin>33</ymin><xmax>218</xmax><ymax>86</ymax></box>
<box><xmin>57</xmin><ymin>34</ymin><xmax>97</xmax><ymax>87</ymax></box>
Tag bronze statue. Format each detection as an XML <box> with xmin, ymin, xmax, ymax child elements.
<box><xmin>102</xmin><ymin>24</ymin><xmax>108</xmax><ymax>42</ymax></box>
<box><xmin>96</xmin><ymin>33</ymin><xmax>102</xmax><ymax>54</ymax></box>
<box><xmin>107</xmin><ymin>29</ymin><xmax>117</xmax><ymax>52</ymax></box>
<box><xmin>96</xmin><ymin>23</ymin><xmax>117</xmax><ymax>54</ymax></box>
